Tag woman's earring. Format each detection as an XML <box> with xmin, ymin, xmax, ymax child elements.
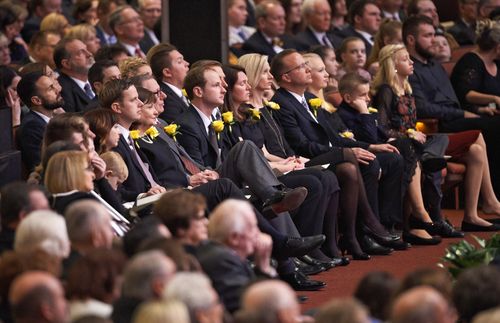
<box><xmin>395</xmin><ymin>69</ymin><xmax>398</xmax><ymax>73</ymax></box>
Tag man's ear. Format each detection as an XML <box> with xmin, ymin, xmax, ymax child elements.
<box><xmin>353</xmin><ymin>14</ymin><xmax>361</xmax><ymax>27</ymax></box>
<box><xmin>93</xmin><ymin>81</ymin><xmax>102</xmax><ymax>94</ymax></box>
<box><xmin>406</xmin><ymin>34</ymin><xmax>415</xmax><ymax>47</ymax></box>
<box><xmin>61</xmin><ymin>57</ymin><xmax>71</xmax><ymax>70</ymax></box>
<box><xmin>110</xmin><ymin>101</ymin><xmax>122</xmax><ymax>114</ymax></box>
<box><xmin>31</xmin><ymin>95</ymin><xmax>42</xmax><ymax>106</ymax></box>
<box><xmin>281</xmin><ymin>72</ymin><xmax>291</xmax><ymax>84</ymax></box>
<box><xmin>162</xmin><ymin>67</ymin><xmax>172</xmax><ymax>80</ymax></box>
<box><xmin>192</xmin><ymin>85</ymin><xmax>203</xmax><ymax>99</ymax></box>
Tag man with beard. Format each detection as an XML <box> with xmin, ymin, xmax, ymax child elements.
<box><xmin>17</xmin><ymin>71</ymin><xmax>64</xmax><ymax>172</ymax></box>
<box><xmin>404</xmin><ymin>15</ymin><xmax>500</xmax><ymax>197</ymax></box>
<box><xmin>54</xmin><ymin>38</ymin><xmax>96</xmax><ymax>113</ymax></box>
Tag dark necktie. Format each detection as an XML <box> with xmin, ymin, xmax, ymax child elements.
<box><xmin>84</xmin><ymin>83</ymin><xmax>94</xmax><ymax>99</ymax></box>
<box><xmin>321</xmin><ymin>34</ymin><xmax>331</xmax><ymax>48</ymax></box>
<box><xmin>208</xmin><ymin>124</ymin><xmax>222</xmax><ymax>167</ymax></box>
<box><xmin>135</xmin><ymin>46</ymin><xmax>146</xmax><ymax>59</ymax></box>
<box><xmin>237</xmin><ymin>29</ymin><xmax>247</xmax><ymax>42</ymax></box>
<box><xmin>128</xmin><ymin>135</ymin><xmax>159</xmax><ymax>187</ymax></box>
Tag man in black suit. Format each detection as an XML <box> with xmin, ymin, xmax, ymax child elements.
<box><xmin>87</xmin><ymin>60</ymin><xmax>121</xmax><ymax>110</ymax></box>
<box><xmin>54</xmin><ymin>38</ymin><xmax>96</xmax><ymax>113</ymax></box>
<box><xmin>176</xmin><ymin>65</ymin><xmax>311</xmax><ymax>215</ymax></box>
<box><xmin>334</xmin><ymin>0</ymin><xmax>382</xmax><ymax>55</ymax></box>
<box><xmin>297</xmin><ymin>0</ymin><xmax>343</xmax><ymax>50</ymax></box>
<box><xmin>138</xmin><ymin>0</ymin><xmax>161</xmax><ymax>54</ymax></box>
<box><xmin>270</xmin><ymin>49</ymin><xmax>405</xmax><ymax>229</ymax></box>
<box><xmin>109</xmin><ymin>5</ymin><xmax>147</xmax><ymax>58</ymax></box>
<box><xmin>448</xmin><ymin>0</ymin><xmax>478</xmax><ymax>46</ymax></box>
<box><xmin>242</xmin><ymin>0</ymin><xmax>307</xmax><ymax>60</ymax></box>
<box><xmin>147</xmin><ymin>43</ymin><xmax>190</xmax><ymax>123</ymax></box>
<box><xmin>17</xmin><ymin>71</ymin><xmax>64</xmax><ymax>172</ymax></box>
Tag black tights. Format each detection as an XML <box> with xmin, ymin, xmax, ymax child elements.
<box><xmin>331</xmin><ymin>149</ymin><xmax>388</xmax><ymax>256</ymax></box>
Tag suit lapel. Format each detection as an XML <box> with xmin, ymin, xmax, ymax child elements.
<box><xmin>119</xmin><ymin>135</ymin><xmax>147</xmax><ymax>178</ymax></box>
<box><xmin>187</xmin><ymin>106</ymin><xmax>219</xmax><ymax>156</ymax></box>
<box><xmin>163</xmin><ymin>83</ymin><xmax>188</xmax><ymax>108</ymax></box>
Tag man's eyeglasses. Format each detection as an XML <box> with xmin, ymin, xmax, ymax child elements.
<box><xmin>282</xmin><ymin>62</ymin><xmax>309</xmax><ymax>76</ymax></box>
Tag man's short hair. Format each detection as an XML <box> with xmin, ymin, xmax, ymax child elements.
<box><xmin>64</xmin><ymin>200</ymin><xmax>109</xmax><ymax>245</ymax></box>
<box><xmin>94</xmin><ymin>44</ymin><xmax>129</xmax><ymax>62</ymax></box>
<box><xmin>17</xmin><ymin>71</ymin><xmax>45</xmax><ymax>108</ymax></box>
<box><xmin>88</xmin><ymin>60</ymin><xmax>119</xmax><ymax>92</ymax></box>
<box><xmin>11</xmin><ymin>284</ymin><xmax>55</xmax><ymax>321</ymax></box>
<box><xmin>153</xmin><ymin>189</ymin><xmax>207</xmax><ymax>237</ymax></box>
<box><xmin>208</xmin><ymin>199</ymin><xmax>252</xmax><ymax>243</ymax></box>
<box><xmin>270</xmin><ymin>48</ymin><xmax>298</xmax><ymax>83</ymax></box>
<box><xmin>146</xmin><ymin>42</ymin><xmax>178</xmax><ymax>81</ymax></box>
<box><xmin>338</xmin><ymin>72</ymin><xmax>370</xmax><ymax>95</ymax></box>
<box><xmin>53</xmin><ymin>37</ymin><xmax>79</xmax><ymax>70</ymax></box>
<box><xmin>348</xmin><ymin>0</ymin><xmax>377</xmax><ymax>25</ymax></box>
<box><xmin>108</xmin><ymin>5</ymin><xmax>131</xmax><ymax>34</ymax></box>
<box><xmin>129</xmin><ymin>73</ymin><xmax>154</xmax><ymax>89</ymax></box>
<box><xmin>402</xmin><ymin>15</ymin><xmax>434</xmax><ymax>45</ymax></box>
<box><xmin>99</xmin><ymin>78</ymin><xmax>134</xmax><ymax>109</ymax></box>
<box><xmin>190</xmin><ymin>59</ymin><xmax>222</xmax><ymax>70</ymax></box>
<box><xmin>0</xmin><ymin>182</ymin><xmax>44</xmax><ymax>227</ymax></box>
<box><xmin>255</xmin><ymin>0</ymin><xmax>281</xmax><ymax>20</ymax></box>
<box><xmin>406</xmin><ymin>0</ymin><xmax>425</xmax><ymax>17</ymax></box>
<box><xmin>28</xmin><ymin>30</ymin><xmax>59</xmax><ymax>50</ymax></box>
<box><xmin>183</xmin><ymin>66</ymin><xmax>209</xmax><ymax>100</ymax></box>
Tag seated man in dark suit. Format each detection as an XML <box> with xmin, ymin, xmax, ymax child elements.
<box><xmin>108</xmin><ymin>5</ymin><xmax>147</xmax><ymax>58</ymax></box>
<box><xmin>138</xmin><ymin>0</ymin><xmax>161</xmax><ymax>54</ymax></box>
<box><xmin>270</xmin><ymin>49</ymin><xmax>405</xmax><ymax>234</ymax></box>
<box><xmin>147</xmin><ymin>43</ymin><xmax>191</xmax><ymax>123</ymax></box>
<box><xmin>87</xmin><ymin>60</ymin><xmax>121</xmax><ymax>110</ymax></box>
<box><xmin>333</xmin><ymin>0</ymin><xmax>381</xmax><ymax>56</ymax></box>
<box><xmin>297</xmin><ymin>0</ymin><xmax>343</xmax><ymax>50</ymax></box>
<box><xmin>17</xmin><ymin>71</ymin><xmax>64</xmax><ymax>172</ymax></box>
<box><xmin>54</xmin><ymin>38</ymin><xmax>96</xmax><ymax>113</ymax></box>
<box><xmin>447</xmin><ymin>0</ymin><xmax>477</xmax><ymax>46</ymax></box>
<box><xmin>242</xmin><ymin>0</ymin><xmax>307</xmax><ymax>60</ymax></box>
<box><xmin>196</xmin><ymin>199</ymin><xmax>290</xmax><ymax>313</ymax></box>
<box><xmin>175</xmin><ymin>65</ymin><xmax>308</xmax><ymax>214</ymax></box>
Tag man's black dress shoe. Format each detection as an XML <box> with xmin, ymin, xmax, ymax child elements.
<box><xmin>461</xmin><ymin>221</ymin><xmax>500</xmax><ymax>232</ymax></box>
<box><xmin>410</xmin><ymin>217</ymin><xmax>464</xmax><ymax>238</ymax></box>
<box><xmin>360</xmin><ymin>235</ymin><xmax>393</xmax><ymax>255</ymax></box>
<box><xmin>262</xmin><ymin>187</ymin><xmax>308</xmax><ymax>214</ymax></box>
<box><xmin>293</xmin><ymin>258</ymin><xmax>326</xmax><ymax>275</ymax></box>
<box><xmin>331</xmin><ymin>256</ymin><xmax>350</xmax><ymax>266</ymax></box>
<box><xmin>281</xmin><ymin>235</ymin><xmax>325</xmax><ymax>258</ymax></box>
<box><xmin>281</xmin><ymin>271</ymin><xmax>326</xmax><ymax>291</ymax></box>
<box><xmin>298</xmin><ymin>255</ymin><xmax>336</xmax><ymax>270</ymax></box>
<box><xmin>402</xmin><ymin>231</ymin><xmax>441</xmax><ymax>245</ymax></box>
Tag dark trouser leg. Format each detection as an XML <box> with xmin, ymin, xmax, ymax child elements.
<box><xmin>422</xmin><ymin>171</ymin><xmax>444</xmax><ymax>222</ymax></box>
<box><xmin>375</xmin><ymin>152</ymin><xmax>404</xmax><ymax>227</ymax></box>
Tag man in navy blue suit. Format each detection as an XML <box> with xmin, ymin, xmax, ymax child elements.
<box><xmin>17</xmin><ymin>71</ymin><xmax>64</xmax><ymax>172</ymax></box>
<box><xmin>270</xmin><ymin>49</ymin><xmax>404</xmax><ymax>229</ymax></box>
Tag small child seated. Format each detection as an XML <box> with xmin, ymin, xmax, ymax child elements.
<box><xmin>336</xmin><ymin>37</ymin><xmax>372</xmax><ymax>81</ymax></box>
<box><xmin>100</xmin><ymin>151</ymin><xmax>129</xmax><ymax>191</ymax></box>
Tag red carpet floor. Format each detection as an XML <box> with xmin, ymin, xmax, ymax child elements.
<box><xmin>299</xmin><ymin>210</ymin><xmax>499</xmax><ymax>311</ymax></box>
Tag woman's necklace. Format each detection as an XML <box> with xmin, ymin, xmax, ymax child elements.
<box><xmin>260</xmin><ymin>106</ymin><xmax>288</xmax><ymax>157</ymax></box>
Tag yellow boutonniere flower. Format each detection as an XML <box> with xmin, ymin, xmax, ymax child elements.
<box><xmin>308</xmin><ymin>98</ymin><xmax>323</xmax><ymax>117</ymax></box>
<box><xmin>264</xmin><ymin>100</ymin><xmax>280</xmax><ymax>110</ymax></box>
<box><xmin>406</xmin><ymin>128</ymin><xmax>416</xmax><ymax>139</ymax></box>
<box><xmin>222</xmin><ymin>111</ymin><xmax>235</xmax><ymax>133</ymax></box>
<box><xmin>340</xmin><ymin>130</ymin><xmax>354</xmax><ymax>139</ymax></box>
<box><xmin>212</xmin><ymin>120</ymin><xmax>225</xmax><ymax>140</ymax></box>
<box><xmin>129</xmin><ymin>130</ymin><xmax>141</xmax><ymax>140</ymax></box>
<box><xmin>145</xmin><ymin>126</ymin><xmax>159</xmax><ymax>139</ymax></box>
<box><xmin>181</xmin><ymin>88</ymin><xmax>187</xmax><ymax>97</ymax></box>
<box><xmin>368</xmin><ymin>107</ymin><xmax>378</xmax><ymax>114</ymax></box>
<box><xmin>247</xmin><ymin>108</ymin><xmax>261</xmax><ymax>121</ymax></box>
<box><xmin>164</xmin><ymin>123</ymin><xmax>180</xmax><ymax>141</ymax></box>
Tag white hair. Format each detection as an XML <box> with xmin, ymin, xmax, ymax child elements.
<box><xmin>164</xmin><ymin>272</ymin><xmax>217</xmax><ymax>312</ymax></box>
<box><xmin>14</xmin><ymin>210</ymin><xmax>70</xmax><ymax>258</ymax></box>
<box><xmin>207</xmin><ymin>199</ymin><xmax>254</xmax><ymax>243</ymax></box>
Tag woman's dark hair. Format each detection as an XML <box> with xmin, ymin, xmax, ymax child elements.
<box><xmin>84</xmin><ymin>108</ymin><xmax>118</xmax><ymax>153</ymax></box>
<box><xmin>73</xmin><ymin>0</ymin><xmax>94</xmax><ymax>22</ymax></box>
<box><xmin>221</xmin><ymin>64</ymin><xmax>247</xmax><ymax>121</ymax></box>
<box><xmin>0</xmin><ymin>65</ymin><xmax>17</xmax><ymax>108</ymax></box>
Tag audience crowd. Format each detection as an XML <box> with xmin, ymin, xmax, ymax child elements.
<box><xmin>1</xmin><ymin>0</ymin><xmax>500</xmax><ymax>322</ymax></box>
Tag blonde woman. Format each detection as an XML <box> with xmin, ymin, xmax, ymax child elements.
<box><xmin>366</xmin><ymin>20</ymin><xmax>403</xmax><ymax>74</ymax></box>
<box><xmin>44</xmin><ymin>150</ymin><xmax>96</xmax><ymax>214</ymax></box>
<box><xmin>372</xmin><ymin>44</ymin><xmax>500</xmax><ymax>232</ymax></box>
<box><xmin>66</xmin><ymin>24</ymin><xmax>101</xmax><ymax>55</ymax></box>
<box><xmin>40</xmin><ymin>13</ymin><xmax>71</xmax><ymax>37</ymax></box>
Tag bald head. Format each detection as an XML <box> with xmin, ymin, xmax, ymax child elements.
<box><xmin>391</xmin><ymin>286</ymin><xmax>455</xmax><ymax>323</ymax></box>
<box><xmin>241</xmin><ymin>280</ymin><xmax>300</xmax><ymax>323</ymax></box>
<box><xmin>9</xmin><ymin>271</ymin><xmax>68</xmax><ymax>323</ymax></box>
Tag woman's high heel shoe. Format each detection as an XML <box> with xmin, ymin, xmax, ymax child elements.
<box><xmin>338</xmin><ymin>237</ymin><xmax>371</xmax><ymax>261</ymax></box>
